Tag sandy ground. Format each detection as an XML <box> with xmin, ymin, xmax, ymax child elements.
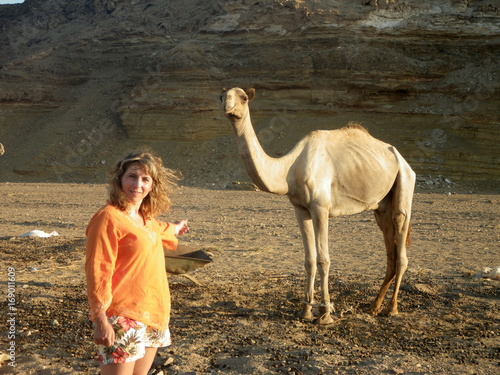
<box><xmin>0</xmin><ymin>183</ymin><xmax>499</xmax><ymax>374</ymax></box>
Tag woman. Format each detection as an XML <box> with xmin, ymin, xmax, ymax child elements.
<box><xmin>85</xmin><ymin>149</ymin><xmax>188</xmax><ymax>375</ymax></box>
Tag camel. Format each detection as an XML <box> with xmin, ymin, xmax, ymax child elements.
<box><xmin>220</xmin><ymin>87</ymin><xmax>416</xmax><ymax>325</ymax></box>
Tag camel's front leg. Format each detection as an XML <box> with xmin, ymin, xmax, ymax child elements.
<box><xmin>312</xmin><ymin>206</ymin><xmax>334</xmax><ymax>325</ymax></box>
<box><xmin>294</xmin><ymin>208</ymin><xmax>316</xmax><ymax>321</ymax></box>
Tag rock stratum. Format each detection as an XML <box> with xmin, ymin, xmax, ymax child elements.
<box><xmin>0</xmin><ymin>0</ymin><xmax>499</xmax><ymax>191</ymax></box>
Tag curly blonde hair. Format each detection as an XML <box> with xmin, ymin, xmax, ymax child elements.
<box><xmin>108</xmin><ymin>149</ymin><xmax>181</xmax><ymax>218</ymax></box>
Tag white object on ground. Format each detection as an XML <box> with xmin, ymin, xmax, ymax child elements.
<box><xmin>481</xmin><ymin>266</ymin><xmax>500</xmax><ymax>280</ymax></box>
<box><xmin>20</xmin><ymin>230</ymin><xmax>59</xmax><ymax>238</ymax></box>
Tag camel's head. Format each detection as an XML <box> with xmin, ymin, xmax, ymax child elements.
<box><xmin>220</xmin><ymin>87</ymin><xmax>255</xmax><ymax>121</ymax></box>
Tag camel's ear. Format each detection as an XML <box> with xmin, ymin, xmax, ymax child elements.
<box><xmin>246</xmin><ymin>88</ymin><xmax>255</xmax><ymax>102</ymax></box>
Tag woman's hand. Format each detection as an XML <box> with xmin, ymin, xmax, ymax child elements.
<box><xmin>174</xmin><ymin>220</ymin><xmax>189</xmax><ymax>236</ymax></box>
<box><xmin>93</xmin><ymin>313</ymin><xmax>115</xmax><ymax>347</ymax></box>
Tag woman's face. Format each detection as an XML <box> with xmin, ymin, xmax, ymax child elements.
<box><xmin>120</xmin><ymin>162</ymin><xmax>153</xmax><ymax>206</ymax></box>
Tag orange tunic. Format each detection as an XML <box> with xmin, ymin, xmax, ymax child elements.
<box><xmin>85</xmin><ymin>204</ymin><xmax>178</xmax><ymax>331</ymax></box>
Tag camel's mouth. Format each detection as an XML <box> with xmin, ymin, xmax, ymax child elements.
<box><xmin>225</xmin><ymin>110</ymin><xmax>241</xmax><ymax>120</ymax></box>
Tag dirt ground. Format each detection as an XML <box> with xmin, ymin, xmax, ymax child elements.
<box><xmin>0</xmin><ymin>183</ymin><xmax>499</xmax><ymax>374</ymax></box>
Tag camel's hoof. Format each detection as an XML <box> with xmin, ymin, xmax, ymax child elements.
<box><xmin>381</xmin><ymin>308</ymin><xmax>398</xmax><ymax>317</ymax></box>
<box><xmin>296</xmin><ymin>310</ymin><xmax>314</xmax><ymax>322</ymax></box>
<box><xmin>367</xmin><ymin>307</ymin><xmax>381</xmax><ymax>316</ymax></box>
<box><xmin>317</xmin><ymin>312</ymin><xmax>335</xmax><ymax>326</ymax></box>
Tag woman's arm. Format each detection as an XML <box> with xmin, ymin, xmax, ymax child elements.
<box><xmin>93</xmin><ymin>312</ymin><xmax>115</xmax><ymax>347</ymax></box>
<box><xmin>173</xmin><ymin>219</ymin><xmax>189</xmax><ymax>235</ymax></box>
<box><xmin>157</xmin><ymin>219</ymin><xmax>188</xmax><ymax>250</ymax></box>
<box><xmin>85</xmin><ymin>210</ymin><xmax>119</xmax><ymax>321</ymax></box>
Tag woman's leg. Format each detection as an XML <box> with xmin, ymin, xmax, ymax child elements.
<box><xmin>100</xmin><ymin>362</ymin><xmax>135</xmax><ymax>375</ymax></box>
<box><xmin>99</xmin><ymin>347</ymin><xmax>157</xmax><ymax>375</ymax></box>
<box><xmin>132</xmin><ymin>347</ymin><xmax>158</xmax><ymax>375</ymax></box>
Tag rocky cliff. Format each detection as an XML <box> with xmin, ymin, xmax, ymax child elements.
<box><xmin>0</xmin><ymin>0</ymin><xmax>499</xmax><ymax>191</ymax></box>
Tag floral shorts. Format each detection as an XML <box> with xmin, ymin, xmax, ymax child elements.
<box><xmin>96</xmin><ymin>315</ymin><xmax>171</xmax><ymax>365</ymax></box>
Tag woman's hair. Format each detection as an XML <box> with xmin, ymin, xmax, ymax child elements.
<box><xmin>108</xmin><ymin>149</ymin><xmax>181</xmax><ymax>218</ymax></box>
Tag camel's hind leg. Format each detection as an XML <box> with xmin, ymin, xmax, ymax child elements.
<box><xmin>369</xmin><ymin>194</ymin><xmax>397</xmax><ymax>315</ymax></box>
<box><xmin>385</xmin><ymin>166</ymin><xmax>414</xmax><ymax>316</ymax></box>
<box><xmin>371</xmin><ymin>161</ymin><xmax>415</xmax><ymax>316</ymax></box>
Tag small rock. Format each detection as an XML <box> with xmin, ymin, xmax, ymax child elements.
<box><xmin>28</xmin><ymin>281</ymin><xmax>53</xmax><ymax>288</ymax></box>
<box><xmin>20</xmin><ymin>330</ymin><xmax>32</xmax><ymax>337</ymax></box>
<box><xmin>163</xmin><ymin>357</ymin><xmax>174</xmax><ymax>366</ymax></box>
<box><xmin>50</xmin><ymin>319</ymin><xmax>59</xmax><ymax>327</ymax></box>
<box><xmin>230</xmin><ymin>181</ymin><xmax>258</xmax><ymax>191</ymax></box>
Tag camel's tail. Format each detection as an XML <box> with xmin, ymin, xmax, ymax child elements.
<box><xmin>406</xmin><ymin>223</ymin><xmax>411</xmax><ymax>246</ymax></box>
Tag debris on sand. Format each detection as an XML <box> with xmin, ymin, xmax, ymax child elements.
<box><xmin>20</xmin><ymin>230</ymin><xmax>59</xmax><ymax>238</ymax></box>
<box><xmin>477</xmin><ymin>266</ymin><xmax>500</xmax><ymax>280</ymax></box>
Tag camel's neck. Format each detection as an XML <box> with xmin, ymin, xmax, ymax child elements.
<box><xmin>231</xmin><ymin>113</ymin><xmax>289</xmax><ymax>195</ymax></box>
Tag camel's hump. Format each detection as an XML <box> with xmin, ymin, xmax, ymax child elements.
<box><xmin>342</xmin><ymin>122</ymin><xmax>369</xmax><ymax>134</ymax></box>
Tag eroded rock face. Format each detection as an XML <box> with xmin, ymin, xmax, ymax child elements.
<box><xmin>0</xmin><ymin>0</ymin><xmax>498</xmax><ymax>188</ymax></box>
